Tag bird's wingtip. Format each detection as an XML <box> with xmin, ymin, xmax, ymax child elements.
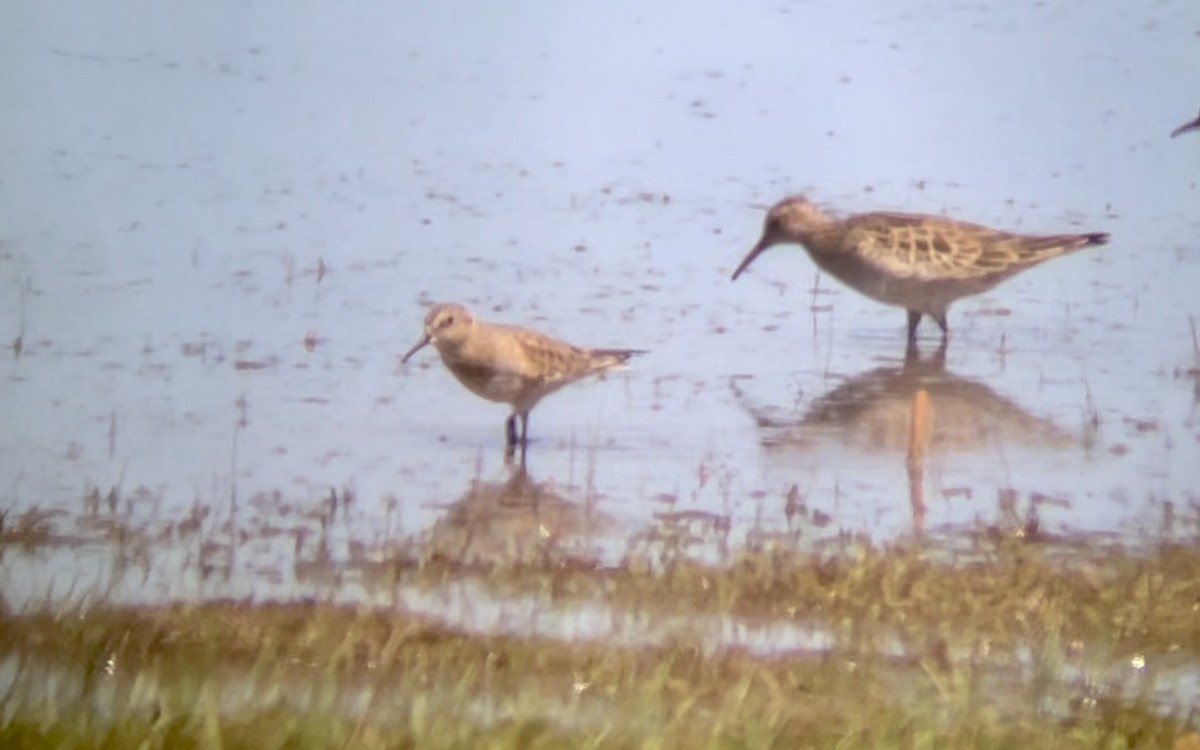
<box><xmin>620</xmin><ymin>349</ymin><xmax>649</xmax><ymax>362</ymax></box>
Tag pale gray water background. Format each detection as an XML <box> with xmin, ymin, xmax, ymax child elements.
<box><xmin>1</xmin><ymin>0</ymin><xmax>1199</xmax><ymax>620</ymax></box>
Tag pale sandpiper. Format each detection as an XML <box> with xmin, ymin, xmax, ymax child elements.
<box><xmin>401</xmin><ymin>303</ymin><xmax>645</xmax><ymax>451</ymax></box>
<box><xmin>731</xmin><ymin>195</ymin><xmax>1108</xmax><ymax>343</ymax></box>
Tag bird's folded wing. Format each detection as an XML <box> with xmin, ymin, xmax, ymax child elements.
<box><xmin>845</xmin><ymin>217</ymin><xmax>1016</xmax><ymax>281</ymax></box>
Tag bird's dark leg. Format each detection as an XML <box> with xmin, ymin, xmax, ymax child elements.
<box><xmin>505</xmin><ymin>412</ymin><xmax>529</xmax><ymax>454</ymax></box>
<box><xmin>505</xmin><ymin>414</ymin><xmax>519</xmax><ymax>449</ymax></box>
<box><xmin>504</xmin><ymin>440</ymin><xmax>527</xmax><ymax>468</ymax></box>
<box><xmin>931</xmin><ymin>312</ymin><xmax>949</xmax><ymax>342</ymax></box>
<box><xmin>906</xmin><ymin>310</ymin><xmax>922</xmax><ymax>343</ymax></box>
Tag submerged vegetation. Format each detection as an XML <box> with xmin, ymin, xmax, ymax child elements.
<box><xmin>3</xmin><ymin>506</ymin><xmax>1200</xmax><ymax>749</ymax></box>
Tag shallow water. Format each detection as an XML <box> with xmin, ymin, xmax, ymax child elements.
<box><xmin>2</xmin><ymin>0</ymin><xmax>1199</xmax><ymax>615</ymax></box>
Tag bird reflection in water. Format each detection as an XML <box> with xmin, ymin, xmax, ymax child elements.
<box><xmin>423</xmin><ymin>459</ymin><xmax>614</xmax><ymax>568</ymax></box>
<box><xmin>731</xmin><ymin>343</ymin><xmax>1081</xmax><ymax>532</ymax></box>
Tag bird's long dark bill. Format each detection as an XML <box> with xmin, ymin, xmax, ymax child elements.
<box><xmin>400</xmin><ymin>334</ymin><xmax>431</xmax><ymax>363</ymax></box>
<box><xmin>730</xmin><ymin>237</ymin><xmax>770</xmax><ymax>281</ymax></box>
<box><xmin>1171</xmin><ymin>117</ymin><xmax>1200</xmax><ymax>138</ymax></box>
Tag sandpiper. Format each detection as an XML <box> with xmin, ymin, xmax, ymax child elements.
<box><xmin>731</xmin><ymin>195</ymin><xmax>1108</xmax><ymax>343</ymax></box>
<box><xmin>401</xmin><ymin>303</ymin><xmax>645</xmax><ymax>451</ymax></box>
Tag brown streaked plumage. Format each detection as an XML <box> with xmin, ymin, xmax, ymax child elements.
<box><xmin>731</xmin><ymin>195</ymin><xmax>1108</xmax><ymax>342</ymax></box>
<box><xmin>401</xmin><ymin>303</ymin><xmax>645</xmax><ymax>451</ymax></box>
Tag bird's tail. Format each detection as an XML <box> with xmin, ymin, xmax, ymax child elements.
<box><xmin>1027</xmin><ymin>231</ymin><xmax>1109</xmax><ymax>255</ymax></box>
<box><xmin>589</xmin><ymin>348</ymin><xmax>648</xmax><ymax>370</ymax></box>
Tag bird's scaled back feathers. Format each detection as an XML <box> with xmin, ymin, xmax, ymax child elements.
<box><xmin>834</xmin><ymin>211</ymin><xmax>1108</xmax><ymax>282</ymax></box>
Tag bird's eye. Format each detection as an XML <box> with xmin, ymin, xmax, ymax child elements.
<box><xmin>443</xmin><ymin>315</ymin><xmax>455</xmax><ymax>327</ymax></box>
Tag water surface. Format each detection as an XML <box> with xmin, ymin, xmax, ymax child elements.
<box><xmin>1</xmin><ymin>0</ymin><xmax>1198</xmax><ymax>615</ymax></box>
